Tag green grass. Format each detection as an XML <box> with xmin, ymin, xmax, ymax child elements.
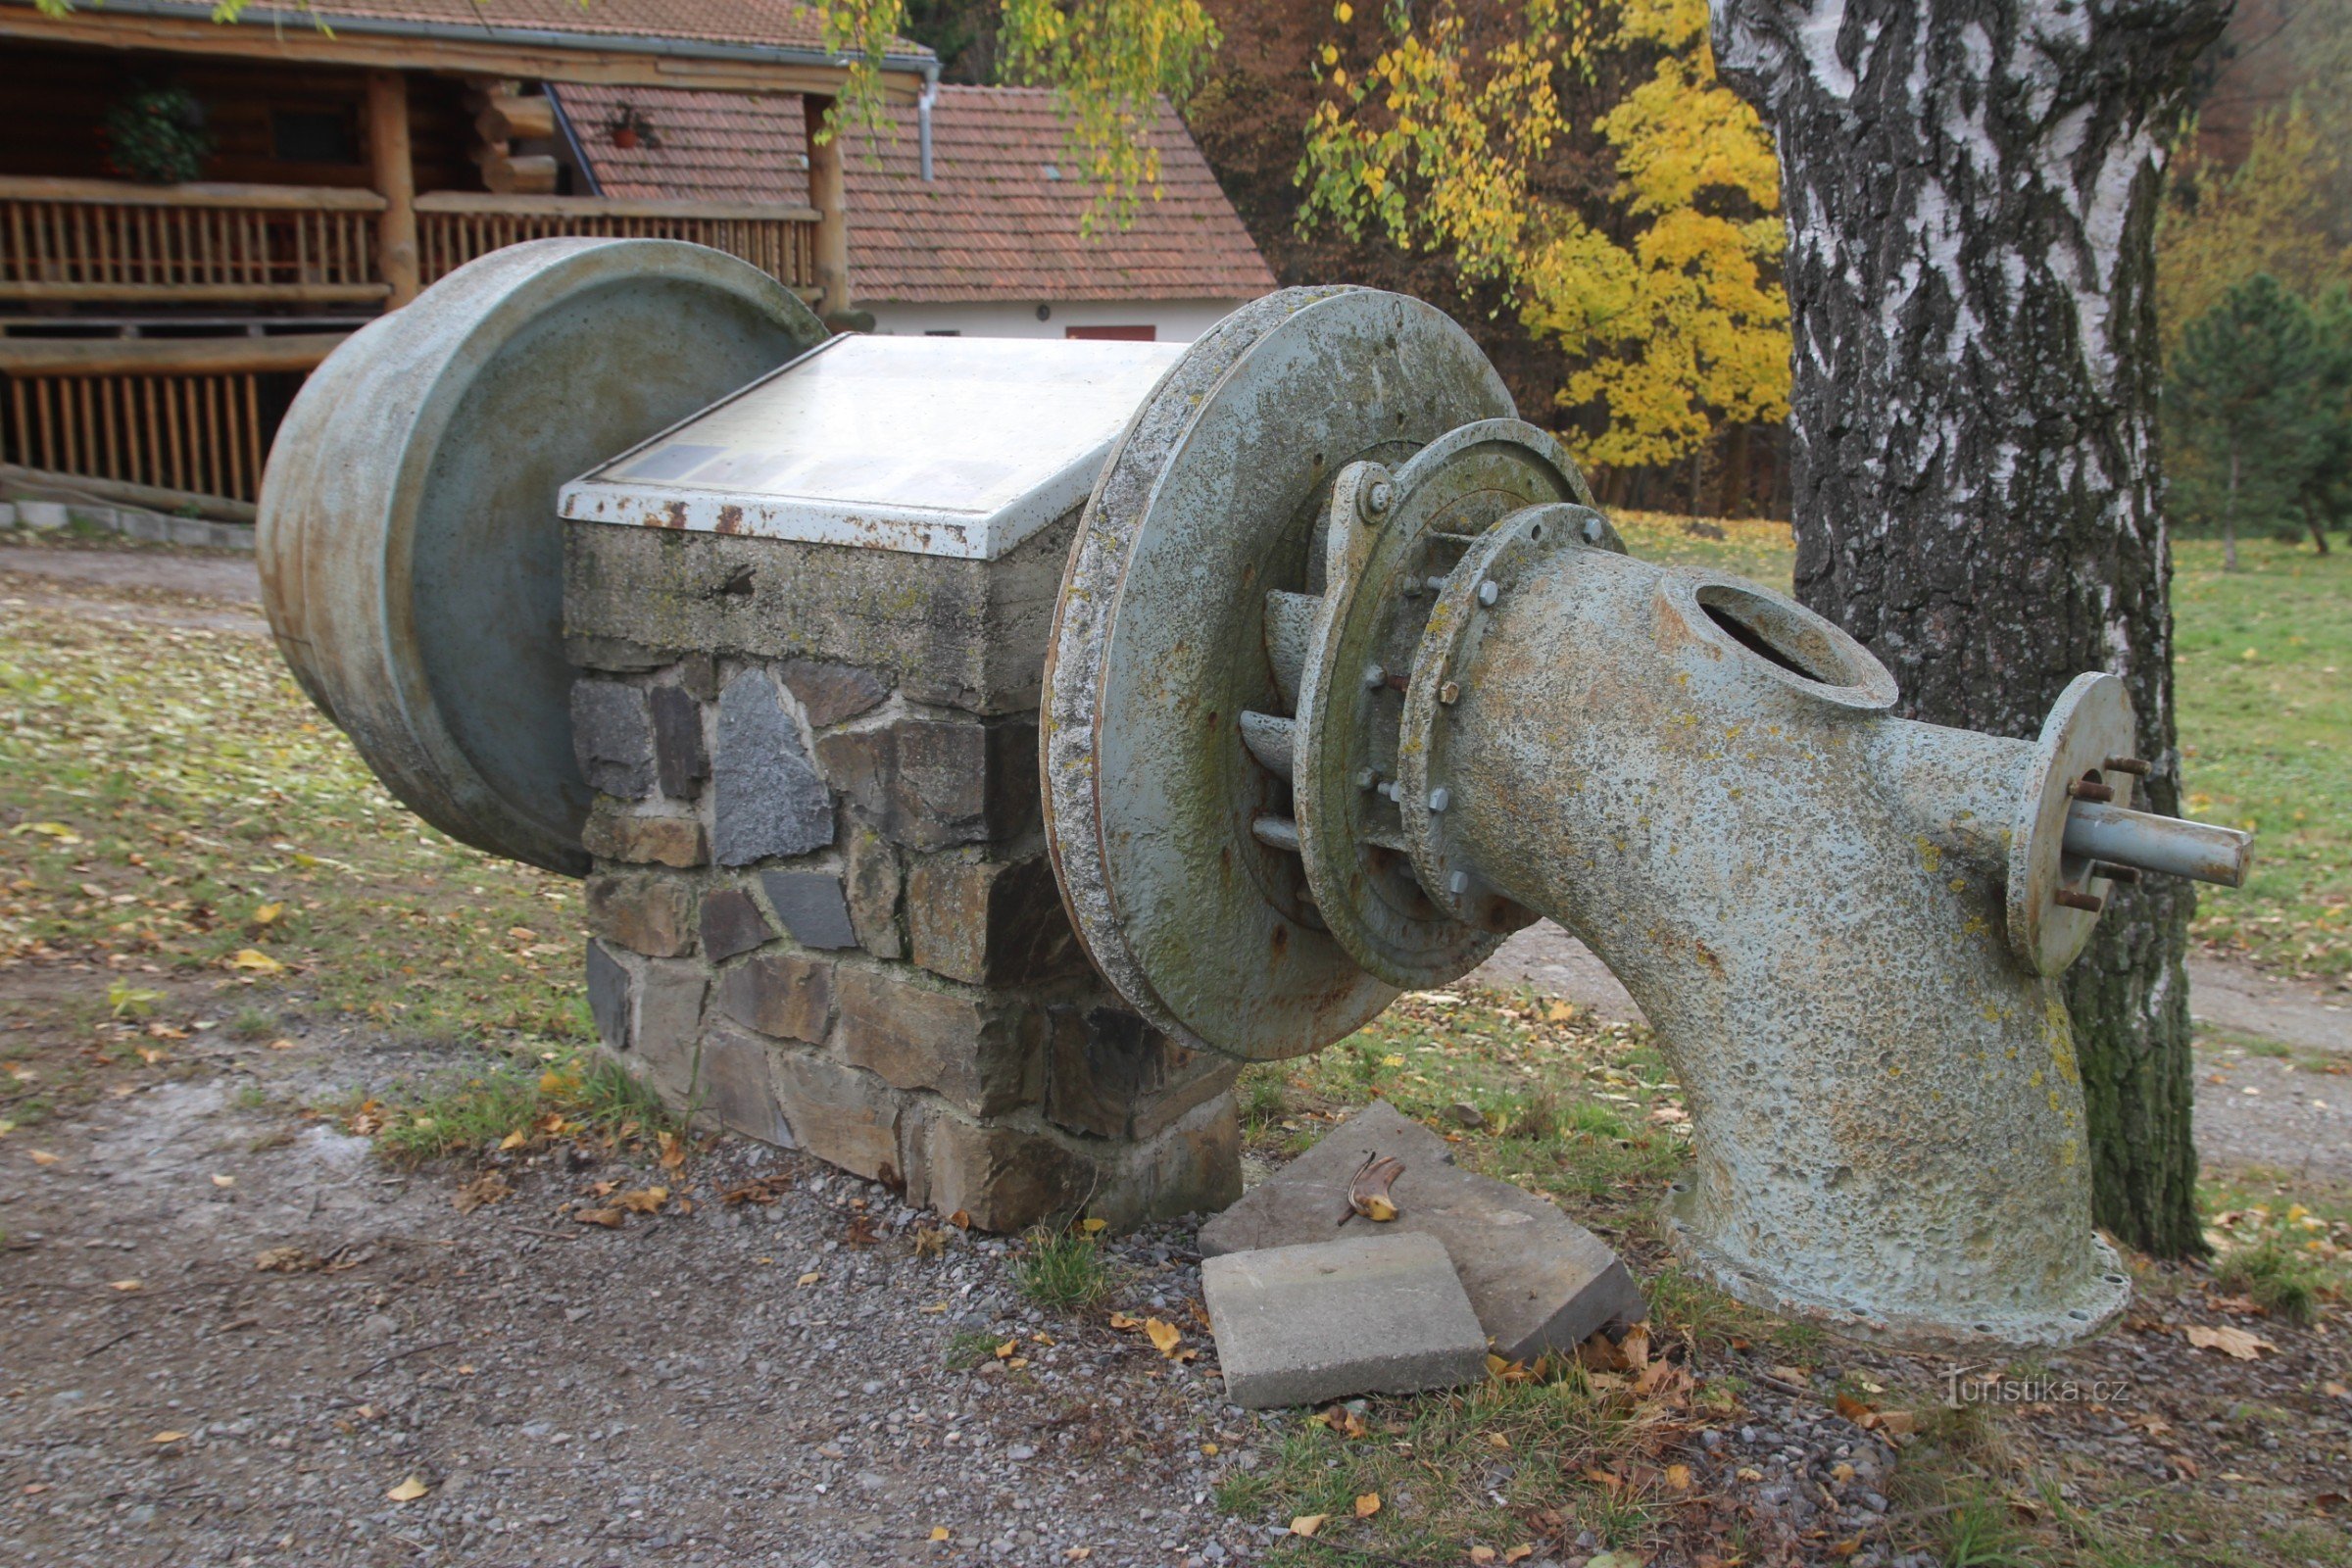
<box><xmin>0</xmin><ymin>606</ymin><xmax>590</xmax><ymax>1064</ymax></box>
<box><xmin>1014</xmin><ymin>1229</ymin><xmax>1114</xmax><ymax>1312</ymax></box>
<box><xmin>352</xmin><ymin>1049</ymin><xmax>676</xmax><ymax>1166</ymax></box>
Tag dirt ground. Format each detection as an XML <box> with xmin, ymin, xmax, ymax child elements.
<box><xmin>3</xmin><ymin>545</ymin><xmax>2348</xmax><ymax>1568</ymax></box>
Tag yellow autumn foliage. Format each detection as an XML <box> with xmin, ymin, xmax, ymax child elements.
<box><xmin>1298</xmin><ymin>0</ymin><xmax>1788</xmax><ymax>466</ymax></box>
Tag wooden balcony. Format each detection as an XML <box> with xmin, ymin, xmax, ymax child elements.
<box><xmin>0</xmin><ymin>176</ymin><xmax>388</xmax><ymax>305</ymax></box>
<box><xmin>0</xmin><ymin>177</ymin><xmax>823</xmax><ymax>309</ymax></box>
<box><xmin>416</xmin><ymin>192</ymin><xmax>820</xmax><ymax>293</ymax></box>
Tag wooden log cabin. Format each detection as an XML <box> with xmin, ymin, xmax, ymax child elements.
<box><xmin>0</xmin><ymin>0</ymin><xmax>932</xmax><ymax>514</ymax></box>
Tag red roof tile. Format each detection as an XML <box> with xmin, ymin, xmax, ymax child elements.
<box><xmin>561</xmin><ymin>83</ymin><xmax>1276</xmax><ymax>304</ymax></box>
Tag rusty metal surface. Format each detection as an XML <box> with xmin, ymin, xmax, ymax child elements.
<box><xmin>2063</xmin><ymin>800</ymin><xmax>2251</xmax><ymax>887</ymax></box>
<box><xmin>2006</xmin><ymin>674</ymin><xmax>2137</xmax><ymax>975</ymax></box>
<box><xmin>1041</xmin><ymin>287</ymin><xmax>1515</xmax><ymax>1059</ymax></box>
<box><xmin>258</xmin><ymin>238</ymin><xmax>823</xmax><ymax>873</ymax></box>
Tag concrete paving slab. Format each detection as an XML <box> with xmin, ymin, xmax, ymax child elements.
<box><xmin>1201</xmin><ymin>1231</ymin><xmax>1488</xmax><ymax>1408</ymax></box>
<box><xmin>1200</xmin><ymin>1101</ymin><xmax>1645</xmax><ymax>1360</ymax></box>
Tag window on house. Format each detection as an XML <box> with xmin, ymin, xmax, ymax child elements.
<box><xmin>1064</xmin><ymin>325</ymin><xmax>1155</xmax><ymax>342</ymax></box>
<box><xmin>271</xmin><ymin>108</ymin><xmax>360</xmax><ymax>165</ymax></box>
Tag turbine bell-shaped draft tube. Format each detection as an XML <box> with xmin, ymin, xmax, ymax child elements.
<box><xmin>1386</xmin><ymin>500</ymin><xmax>2251</xmax><ymax>1350</ymax></box>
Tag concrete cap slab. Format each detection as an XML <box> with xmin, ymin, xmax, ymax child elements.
<box><xmin>1201</xmin><ymin>1231</ymin><xmax>1488</xmax><ymax>1409</ymax></box>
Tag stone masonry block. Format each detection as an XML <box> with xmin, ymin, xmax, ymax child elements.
<box><xmin>815</xmin><ymin>716</ymin><xmax>1038</xmax><ymax>852</ymax></box>
<box><xmin>1045</xmin><ymin>1004</ymin><xmax>1239</xmax><ymax>1142</ymax></box>
<box><xmin>1200</xmin><ymin>1102</ymin><xmax>1646</xmax><ymax>1360</ymax></box>
<box><xmin>692</xmin><ymin>1021</ymin><xmax>794</xmax><ymax>1146</ymax></box>
<box><xmin>570</xmin><ymin>680</ymin><xmax>656</xmax><ymax>799</ymax></box>
<box><xmin>910</xmin><ymin>1111</ymin><xmax>1092</xmax><ymax>1233</ymax></box>
<box><xmin>677</xmin><ymin>652</ymin><xmax>719</xmax><ymax>702</ymax></box>
<box><xmin>1202</xmin><ymin>1233</ymin><xmax>1489</xmax><ymax>1409</ymax></box>
<box><xmin>582</xmin><ymin>800</ymin><xmax>706</xmax><ymax>868</ymax></box>
<box><xmin>781</xmin><ymin>659</ymin><xmax>889</xmax><ymax>727</ymax></box>
<box><xmin>586</xmin><ymin>872</ymin><xmax>694</xmax><ymax>958</ymax></box>
<box><xmin>760</xmin><ymin>870</ymin><xmax>858</xmax><ymax>951</ymax></box>
<box><xmin>844</xmin><ymin>824</ymin><xmax>906</xmax><ymax>959</ymax></box>
<box><xmin>713</xmin><ymin>668</ymin><xmax>833</xmax><ymax>865</ymax></box>
<box><xmin>650</xmin><ymin>684</ymin><xmax>710</xmax><ymax>800</ymax></box>
<box><xmin>770</xmin><ymin>1049</ymin><xmax>905</xmax><ymax>1184</ymax></box>
<box><xmin>586</xmin><ymin>937</ymin><xmax>634</xmax><ymax>1053</ymax></box>
<box><xmin>564</xmin><ymin>513</ymin><xmax>1075</xmax><ymax>715</ymax></box>
<box><xmin>626</xmin><ymin>959</ymin><xmax>709</xmax><ymax>1102</ymax></box>
<box><xmin>835</xmin><ymin>965</ymin><xmax>1038</xmax><ymax>1120</ymax></box>
<box><xmin>906</xmin><ymin>853</ymin><xmax>1086</xmax><ymax>986</ymax></box>
<box><xmin>716</xmin><ymin>952</ymin><xmax>835</xmax><ymax>1046</ymax></box>
<box><xmin>700</xmin><ymin>887</ymin><xmax>775</xmax><ymax>962</ymax></box>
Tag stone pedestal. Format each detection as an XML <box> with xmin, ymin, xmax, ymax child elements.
<box><xmin>563</xmin><ymin>512</ymin><xmax>1242</xmax><ymax>1231</ymax></box>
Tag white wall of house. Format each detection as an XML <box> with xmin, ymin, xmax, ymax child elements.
<box><xmin>862</xmin><ymin>297</ymin><xmax>1252</xmax><ymax>343</ymax></box>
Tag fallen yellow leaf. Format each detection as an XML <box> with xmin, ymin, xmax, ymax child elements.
<box><xmin>574</xmin><ymin>1207</ymin><xmax>624</xmax><ymax>1228</ymax></box>
<box><xmin>1486</xmin><ymin>1431</ymin><xmax>1511</xmax><ymax>1449</ymax></box>
<box><xmin>252</xmin><ymin>902</ymin><xmax>285</xmax><ymax>925</ymax></box>
<box><xmin>150</xmin><ymin>1430</ymin><xmax>187</xmax><ymax>1445</ymax></box>
<box><xmin>1108</xmin><ymin>1311</ymin><xmax>1143</xmax><ymax>1331</ymax></box>
<box><xmin>616</xmin><ymin>1186</ymin><xmax>669</xmax><ymax>1213</ymax></box>
<box><xmin>210</xmin><ymin>1174</ymin><xmax>235</xmax><ymax>1188</ymax></box>
<box><xmin>498</xmin><ymin>1130</ymin><xmax>528</xmax><ymax>1151</ymax></box>
<box><xmin>385</xmin><ymin>1476</ymin><xmax>428</xmax><ymax>1502</ymax></box>
<box><xmin>108</xmin><ymin>1279</ymin><xmax>142</xmax><ymax>1293</ymax></box>
<box><xmin>1081</xmin><ymin>1216</ymin><xmax>1107</xmax><ymax>1234</ymax></box>
<box><xmin>267</xmin><ymin>1038</ymin><xmax>296</xmax><ymax>1051</ymax></box>
<box><xmin>1470</xmin><ymin>1548</ymin><xmax>1497</xmax><ymax>1565</ymax></box>
<box><xmin>1200</xmin><ymin>1442</ymin><xmax>1219</xmax><ymax>1456</ymax></box>
<box><xmin>1665</xmin><ymin>1462</ymin><xmax>1692</xmax><ymax>1491</ymax></box>
<box><xmin>1505</xmin><ymin>1547</ymin><xmax>1536</xmax><ymax>1565</ymax></box>
<box><xmin>226</xmin><ymin>949</ymin><xmax>284</xmax><ymax>974</ymax></box>
<box><xmin>27</xmin><ymin>1151</ymin><xmax>59</xmax><ymax>1166</ymax></box>
<box><xmin>1353</xmin><ymin>1492</ymin><xmax>1380</xmax><ymax>1517</ymax></box>
<box><xmin>796</xmin><ymin>1271</ymin><xmax>822</xmax><ymax>1287</ymax></box>
<box><xmin>1289</xmin><ymin>1515</ymin><xmax>1327</xmax><ymax>1538</ymax></box>
<box><xmin>1145</xmin><ymin>1318</ymin><xmax>1183</xmax><ymax>1356</ymax></box>
<box><xmin>2185</xmin><ymin>1323</ymin><xmax>2277</xmax><ymax>1360</ymax></box>
<box><xmin>929</xmin><ymin>1526</ymin><xmax>950</xmax><ymax>1543</ymax></box>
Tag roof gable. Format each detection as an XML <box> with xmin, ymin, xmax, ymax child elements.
<box><xmin>564</xmin><ymin>82</ymin><xmax>1276</xmax><ymax>305</ymax></box>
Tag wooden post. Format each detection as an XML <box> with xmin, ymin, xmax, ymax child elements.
<box><xmin>367</xmin><ymin>70</ymin><xmax>420</xmax><ymax>308</ymax></box>
<box><xmin>803</xmin><ymin>94</ymin><xmax>852</xmax><ymax>317</ymax></box>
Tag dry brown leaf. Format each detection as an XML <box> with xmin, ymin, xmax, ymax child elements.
<box><xmin>1354</xmin><ymin>1492</ymin><xmax>1381</xmax><ymax>1518</ymax></box>
<box><xmin>1108</xmin><ymin>1311</ymin><xmax>1143</xmax><ymax>1331</ymax></box>
<box><xmin>497</xmin><ymin>1130</ymin><xmax>529</xmax><ymax>1151</ymax></box>
<box><xmin>107</xmin><ymin>1279</ymin><xmax>142</xmax><ymax>1293</ymax></box>
<box><xmin>2184</xmin><ymin>1323</ymin><xmax>2277</xmax><ymax>1360</ymax></box>
<box><xmin>796</xmin><ymin>1271</ymin><xmax>822</xmax><ymax>1287</ymax></box>
<box><xmin>655</xmin><ymin>1130</ymin><xmax>686</xmax><ymax>1171</ymax></box>
<box><xmin>254</xmin><ymin>1246</ymin><xmax>316</xmax><ymax>1273</ymax></box>
<box><xmin>150</xmin><ymin>1430</ymin><xmax>187</xmax><ymax>1445</ymax></box>
<box><xmin>574</xmin><ymin>1207</ymin><xmax>624</xmax><ymax>1229</ymax></box>
<box><xmin>948</xmin><ymin>1208</ymin><xmax>971</xmax><ymax>1229</ymax></box>
<box><xmin>1145</xmin><ymin>1318</ymin><xmax>1182</xmax><ymax>1355</ymax></box>
<box><xmin>454</xmin><ymin>1171</ymin><xmax>511</xmax><ymax>1215</ymax></box>
<box><xmin>1835</xmin><ymin>1392</ymin><xmax>1873</xmax><ymax>1423</ymax></box>
<box><xmin>1469</xmin><ymin>1548</ymin><xmax>1496</xmax><ymax>1565</ymax></box>
<box><xmin>1486</xmin><ymin>1431</ymin><xmax>1512</xmax><ymax>1449</ymax></box>
<box><xmin>1289</xmin><ymin>1515</ymin><xmax>1327</xmax><ymax>1538</ymax></box>
<box><xmin>1348</xmin><ymin>1152</ymin><xmax>1405</xmax><ymax>1222</ymax></box>
<box><xmin>27</xmin><ymin>1151</ymin><xmax>59</xmax><ymax>1167</ymax></box>
<box><xmin>616</xmin><ymin>1186</ymin><xmax>668</xmax><ymax>1214</ymax></box>
<box><xmin>1665</xmin><ymin>1462</ymin><xmax>1692</xmax><ymax>1490</ymax></box>
<box><xmin>1504</xmin><ymin>1547</ymin><xmax>1535</xmax><ymax>1565</ymax></box>
<box><xmin>995</xmin><ymin>1340</ymin><xmax>1019</xmax><ymax>1360</ymax></box>
<box><xmin>1873</xmin><ymin>1409</ymin><xmax>1919</xmax><ymax>1437</ymax></box>
<box><xmin>385</xmin><ymin>1476</ymin><xmax>428</xmax><ymax>1502</ymax></box>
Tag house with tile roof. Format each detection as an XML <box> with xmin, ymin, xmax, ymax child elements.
<box><xmin>559</xmin><ymin>82</ymin><xmax>1276</xmax><ymax>342</ymax></box>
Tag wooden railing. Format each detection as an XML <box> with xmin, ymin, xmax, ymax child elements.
<box><xmin>0</xmin><ymin>176</ymin><xmax>388</xmax><ymax>305</ymax></box>
<box><xmin>416</xmin><ymin>193</ymin><xmax>820</xmax><ymax>292</ymax></box>
<box><xmin>0</xmin><ymin>336</ymin><xmax>346</xmax><ymax>506</ymax></box>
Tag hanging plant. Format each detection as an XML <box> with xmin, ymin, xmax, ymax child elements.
<box><xmin>102</xmin><ymin>86</ymin><xmax>214</xmax><ymax>184</ymax></box>
<box><xmin>606</xmin><ymin>103</ymin><xmax>661</xmax><ymax>151</ymax></box>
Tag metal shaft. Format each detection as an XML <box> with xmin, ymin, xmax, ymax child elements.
<box><xmin>2063</xmin><ymin>801</ymin><xmax>2252</xmax><ymax>888</ymax></box>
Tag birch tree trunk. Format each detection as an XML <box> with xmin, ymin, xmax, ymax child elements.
<box><xmin>1713</xmin><ymin>0</ymin><xmax>2230</xmax><ymax>1255</ymax></box>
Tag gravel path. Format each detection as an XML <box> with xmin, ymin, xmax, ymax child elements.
<box><xmin>1</xmin><ymin>1030</ymin><xmax>1268</xmax><ymax>1568</ymax></box>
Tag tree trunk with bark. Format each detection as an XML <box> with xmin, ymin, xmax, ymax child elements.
<box><xmin>1714</xmin><ymin>0</ymin><xmax>2230</xmax><ymax>1256</ymax></box>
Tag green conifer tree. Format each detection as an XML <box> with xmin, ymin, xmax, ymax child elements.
<box><xmin>2167</xmin><ymin>273</ymin><xmax>2328</xmax><ymax>569</ymax></box>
